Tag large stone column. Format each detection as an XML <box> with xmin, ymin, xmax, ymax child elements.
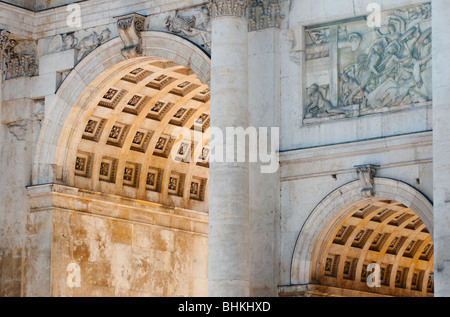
<box><xmin>208</xmin><ymin>0</ymin><xmax>251</xmax><ymax>297</ymax></box>
<box><xmin>433</xmin><ymin>0</ymin><xmax>450</xmax><ymax>297</ymax></box>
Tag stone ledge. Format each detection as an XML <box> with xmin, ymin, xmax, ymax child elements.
<box><xmin>27</xmin><ymin>183</ymin><xmax>209</xmax><ymax>236</ymax></box>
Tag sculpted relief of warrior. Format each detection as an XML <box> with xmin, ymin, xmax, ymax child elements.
<box><xmin>47</xmin><ymin>28</ymin><xmax>111</xmax><ymax>63</ymax></box>
<box><xmin>304</xmin><ymin>3</ymin><xmax>432</xmax><ymax>120</ymax></box>
<box><xmin>342</xmin><ymin>3</ymin><xmax>432</xmax><ymax>109</ymax></box>
<box><xmin>165</xmin><ymin>6</ymin><xmax>211</xmax><ymax>52</ymax></box>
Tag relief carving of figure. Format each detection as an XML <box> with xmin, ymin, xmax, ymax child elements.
<box><xmin>77</xmin><ymin>29</ymin><xmax>111</xmax><ymax>62</ymax></box>
<box><xmin>305</xmin><ymin>84</ymin><xmax>344</xmax><ymax>118</ymax></box>
<box><xmin>332</xmin><ymin>4</ymin><xmax>432</xmax><ymax>112</ymax></box>
<box><xmin>165</xmin><ymin>6</ymin><xmax>211</xmax><ymax>51</ymax></box>
<box><xmin>48</xmin><ymin>32</ymin><xmax>78</xmax><ymax>54</ymax></box>
<box><xmin>359</xmin><ymin>42</ymin><xmax>385</xmax><ymax>89</ymax></box>
<box><xmin>339</xmin><ymin>72</ymin><xmax>366</xmax><ymax>107</ymax></box>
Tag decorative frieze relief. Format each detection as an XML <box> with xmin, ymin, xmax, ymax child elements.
<box><xmin>248</xmin><ymin>0</ymin><xmax>284</xmax><ymax>32</ymax></box>
<box><xmin>0</xmin><ymin>30</ymin><xmax>38</xmax><ymax>80</ymax></box>
<box><xmin>302</xmin><ymin>3</ymin><xmax>432</xmax><ymax>123</ymax></box>
<box><xmin>77</xmin><ymin>29</ymin><xmax>111</xmax><ymax>62</ymax></box>
<box><xmin>48</xmin><ymin>32</ymin><xmax>78</xmax><ymax>53</ymax></box>
<box><xmin>0</xmin><ymin>29</ymin><xmax>10</xmax><ymax>64</ymax></box>
<box><xmin>115</xmin><ymin>13</ymin><xmax>146</xmax><ymax>59</ymax></box>
<box><xmin>166</xmin><ymin>6</ymin><xmax>212</xmax><ymax>52</ymax></box>
<box><xmin>48</xmin><ymin>28</ymin><xmax>111</xmax><ymax>63</ymax></box>
<box><xmin>164</xmin><ymin>1</ymin><xmax>284</xmax><ymax>51</ymax></box>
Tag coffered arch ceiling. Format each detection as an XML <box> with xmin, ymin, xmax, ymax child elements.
<box><xmin>58</xmin><ymin>57</ymin><xmax>210</xmax><ymax>212</ymax></box>
<box><xmin>312</xmin><ymin>199</ymin><xmax>434</xmax><ymax>297</ymax></box>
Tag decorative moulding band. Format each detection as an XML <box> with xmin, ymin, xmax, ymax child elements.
<box><xmin>26</xmin><ymin>183</ymin><xmax>209</xmax><ymax>236</ymax></box>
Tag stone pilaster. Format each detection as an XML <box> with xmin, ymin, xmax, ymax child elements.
<box><xmin>432</xmin><ymin>0</ymin><xmax>450</xmax><ymax>297</ymax></box>
<box><xmin>208</xmin><ymin>0</ymin><xmax>251</xmax><ymax>297</ymax></box>
<box><xmin>248</xmin><ymin>25</ymin><xmax>281</xmax><ymax>296</ymax></box>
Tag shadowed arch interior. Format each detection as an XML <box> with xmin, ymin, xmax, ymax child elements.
<box><xmin>311</xmin><ymin>198</ymin><xmax>434</xmax><ymax>297</ymax></box>
<box><xmin>55</xmin><ymin>56</ymin><xmax>210</xmax><ymax>212</ymax></box>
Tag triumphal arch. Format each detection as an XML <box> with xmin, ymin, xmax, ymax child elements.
<box><xmin>1</xmin><ymin>0</ymin><xmax>450</xmax><ymax>298</ymax></box>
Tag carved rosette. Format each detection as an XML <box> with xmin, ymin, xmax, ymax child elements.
<box><xmin>210</xmin><ymin>0</ymin><xmax>252</xmax><ymax>19</ymax></box>
<box><xmin>355</xmin><ymin>165</ymin><xmax>379</xmax><ymax>198</ymax></box>
<box><xmin>115</xmin><ymin>13</ymin><xmax>146</xmax><ymax>59</ymax></box>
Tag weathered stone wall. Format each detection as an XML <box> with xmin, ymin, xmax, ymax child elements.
<box><xmin>26</xmin><ymin>184</ymin><xmax>208</xmax><ymax>297</ymax></box>
<box><xmin>0</xmin><ymin>93</ymin><xmax>43</xmax><ymax>296</ymax></box>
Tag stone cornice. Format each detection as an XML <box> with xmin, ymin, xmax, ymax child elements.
<box><xmin>210</xmin><ymin>0</ymin><xmax>252</xmax><ymax>19</ymax></box>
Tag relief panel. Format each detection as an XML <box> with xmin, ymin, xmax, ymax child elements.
<box><xmin>303</xmin><ymin>3</ymin><xmax>432</xmax><ymax>123</ymax></box>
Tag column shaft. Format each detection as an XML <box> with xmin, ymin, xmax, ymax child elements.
<box><xmin>209</xmin><ymin>15</ymin><xmax>250</xmax><ymax>297</ymax></box>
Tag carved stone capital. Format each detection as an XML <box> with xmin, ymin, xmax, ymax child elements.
<box><xmin>0</xmin><ymin>30</ymin><xmax>10</xmax><ymax>72</ymax></box>
<box><xmin>249</xmin><ymin>0</ymin><xmax>284</xmax><ymax>32</ymax></box>
<box><xmin>0</xmin><ymin>30</ymin><xmax>39</xmax><ymax>80</ymax></box>
<box><xmin>355</xmin><ymin>165</ymin><xmax>379</xmax><ymax>198</ymax></box>
<box><xmin>210</xmin><ymin>0</ymin><xmax>251</xmax><ymax>19</ymax></box>
<box><xmin>0</xmin><ymin>29</ymin><xmax>9</xmax><ymax>51</ymax></box>
<box><xmin>115</xmin><ymin>13</ymin><xmax>146</xmax><ymax>59</ymax></box>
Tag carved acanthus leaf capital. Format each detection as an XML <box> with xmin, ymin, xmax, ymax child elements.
<box><xmin>249</xmin><ymin>0</ymin><xmax>285</xmax><ymax>31</ymax></box>
<box><xmin>115</xmin><ymin>13</ymin><xmax>146</xmax><ymax>59</ymax></box>
<box><xmin>0</xmin><ymin>30</ymin><xmax>39</xmax><ymax>80</ymax></box>
<box><xmin>210</xmin><ymin>0</ymin><xmax>252</xmax><ymax>19</ymax></box>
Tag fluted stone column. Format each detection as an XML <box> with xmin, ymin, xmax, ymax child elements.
<box><xmin>208</xmin><ymin>0</ymin><xmax>251</xmax><ymax>297</ymax></box>
<box><xmin>433</xmin><ymin>0</ymin><xmax>450</xmax><ymax>297</ymax></box>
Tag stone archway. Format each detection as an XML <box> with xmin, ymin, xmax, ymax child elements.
<box><xmin>26</xmin><ymin>32</ymin><xmax>211</xmax><ymax>297</ymax></box>
<box><xmin>289</xmin><ymin>178</ymin><xmax>433</xmax><ymax>297</ymax></box>
<box><xmin>32</xmin><ymin>31</ymin><xmax>210</xmax><ymax>186</ymax></box>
